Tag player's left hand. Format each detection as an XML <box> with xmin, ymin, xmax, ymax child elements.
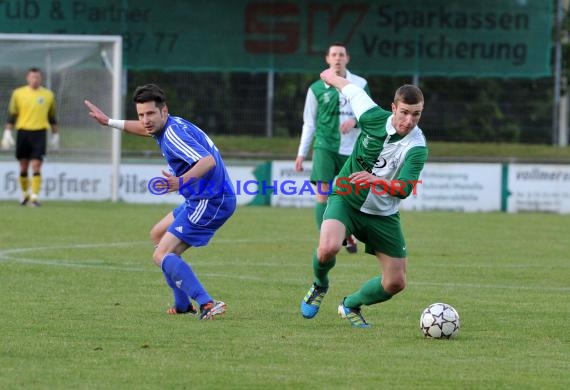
<box><xmin>161</xmin><ymin>170</ymin><xmax>180</xmax><ymax>193</ymax></box>
<box><xmin>340</xmin><ymin>118</ymin><xmax>356</xmax><ymax>134</ymax></box>
<box><xmin>50</xmin><ymin>133</ymin><xmax>60</xmax><ymax>151</ymax></box>
<box><xmin>349</xmin><ymin>170</ymin><xmax>377</xmax><ymax>184</ymax></box>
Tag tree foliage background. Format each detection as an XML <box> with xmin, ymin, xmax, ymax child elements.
<box><xmin>127</xmin><ymin>71</ymin><xmax>554</xmax><ymax>144</ymax></box>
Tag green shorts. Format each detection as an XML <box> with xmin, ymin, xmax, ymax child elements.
<box><xmin>310</xmin><ymin>148</ymin><xmax>348</xmax><ymax>184</ymax></box>
<box><xmin>323</xmin><ymin>193</ymin><xmax>407</xmax><ymax>258</ymax></box>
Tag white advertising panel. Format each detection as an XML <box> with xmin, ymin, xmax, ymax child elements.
<box><xmin>399</xmin><ymin>163</ymin><xmax>502</xmax><ymax>212</ymax></box>
<box><xmin>0</xmin><ymin>162</ymin><xmax>257</xmax><ymax>205</ymax></box>
<box><xmin>270</xmin><ymin>160</ymin><xmax>315</xmax><ymax>207</ymax></box>
<box><xmin>3</xmin><ymin>161</ymin><xmax>569</xmax><ymax>213</ymax></box>
<box><xmin>0</xmin><ymin>162</ymin><xmax>111</xmax><ymax>201</ymax></box>
<box><xmin>270</xmin><ymin>161</ymin><xmax>502</xmax><ymax>211</ymax></box>
<box><xmin>507</xmin><ymin>164</ymin><xmax>570</xmax><ymax>213</ymax></box>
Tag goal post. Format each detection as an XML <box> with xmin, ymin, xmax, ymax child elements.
<box><xmin>0</xmin><ymin>33</ymin><xmax>123</xmax><ymax>202</ymax></box>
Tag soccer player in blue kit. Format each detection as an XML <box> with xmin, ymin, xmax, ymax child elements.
<box><xmin>84</xmin><ymin>84</ymin><xmax>235</xmax><ymax>320</ymax></box>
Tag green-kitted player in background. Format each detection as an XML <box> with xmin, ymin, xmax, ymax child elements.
<box><xmin>295</xmin><ymin>42</ymin><xmax>370</xmax><ymax>254</ymax></box>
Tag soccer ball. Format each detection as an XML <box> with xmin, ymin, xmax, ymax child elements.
<box><xmin>420</xmin><ymin>302</ymin><xmax>460</xmax><ymax>339</ymax></box>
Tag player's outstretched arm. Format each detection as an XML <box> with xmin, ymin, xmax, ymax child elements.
<box><xmin>84</xmin><ymin>100</ymin><xmax>149</xmax><ymax>137</ymax></box>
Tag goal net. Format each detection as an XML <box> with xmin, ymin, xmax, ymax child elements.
<box><xmin>0</xmin><ymin>34</ymin><xmax>123</xmax><ymax>201</ymax></box>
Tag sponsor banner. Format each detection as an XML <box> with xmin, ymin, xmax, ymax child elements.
<box><xmin>3</xmin><ymin>161</ymin><xmax>569</xmax><ymax>213</ymax></box>
<box><xmin>400</xmin><ymin>163</ymin><xmax>502</xmax><ymax>212</ymax></box>
<box><xmin>0</xmin><ymin>0</ymin><xmax>552</xmax><ymax>77</ymax></box>
<box><xmin>506</xmin><ymin>164</ymin><xmax>570</xmax><ymax>213</ymax></box>
<box><xmin>119</xmin><ymin>163</ymin><xmax>181</xmax><ymax>204</ymax></box>
<box><xmin>0</xmin><ymin>162</ymin><xmax>111</xmax><ymax>201</ymax></box>
<box><xmin>0</xmin><ymin>162</ymin><xmax>257</xmax><ymax>205</ymax></box>
<box><xmin>270</xmin><ymin>160</ymin><xmax>315</xmax><ymax>208</ymax></box>
<box><xmin>270</xmin><ymin>161</ymin><xmax>502</xmax><ymax>212</ymax></box>
<box><xmin>121</xmin><ymin>164</ymin><xmax>258</xmax><ymax>205</ymax></box>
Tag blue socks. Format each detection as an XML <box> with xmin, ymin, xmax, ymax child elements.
<box><xmin>161</xmin><ymin>253</ymin><xmax>213</xmax><ymax>306</ymax></box>
<box><xmin>162</xmin><ymin>270</ymin><xmax>192</xmax><ymax>312</ymax></box>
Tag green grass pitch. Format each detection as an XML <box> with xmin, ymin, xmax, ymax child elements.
<box><xmin>0</xmin><ymin>201</ymin><xmax>568</xmax><ymax>389</ymax></box>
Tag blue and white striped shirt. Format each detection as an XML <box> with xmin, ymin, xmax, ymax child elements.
<box><xmin>153</xmin><ymin>115</ymin><xmax>235</xmax><ymax>200</ymax></box>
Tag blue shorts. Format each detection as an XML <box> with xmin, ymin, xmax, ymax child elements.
<box><xmin>168</xmin><ymin>194</ymin><xmax>236</xmax><ymax>247</ymax></box>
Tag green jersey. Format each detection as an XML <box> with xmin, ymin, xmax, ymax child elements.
<box><xmin>297</xmin><ymin>70</ymin><xmax>369</xmax><ymax>157</ymax></box>
<box><xmin>334</xmin><ymin>85</ymin><xmax>428</xmax><ymax>216</ymax></box>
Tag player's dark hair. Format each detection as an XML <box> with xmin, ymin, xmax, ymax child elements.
<box><xmin>132</xmin><ymin>84</ymin><xmax>166</xmax><ymax>109</ymax></box>
<box><xmin>27</xmin><ymin>67</ymin><xmax>41</xmax><ymax>74</ymax></box>
<box><xmin>327</xmin><ymin>42</ymin><xmax>348</xmax><ymax>56</ymax></box>
<box><xmin>394</xmin><ymin>84</ymin><xmax>424</xmax><ymax>105</ymax></box>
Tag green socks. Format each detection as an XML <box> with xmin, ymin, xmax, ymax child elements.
<box><xmin>312</xmin><ymin>249</ymin><xmax>335</xmax><ymax>288</ymax></box>
<box><xmin>312</xmin><ymin>202</ymin><xmax>332</xmax><ymax>286</ymax></box>
<box><xmin>344</xmin><ymin>276</ymin><xmax>393</xmax><ymax>308</ymax></box>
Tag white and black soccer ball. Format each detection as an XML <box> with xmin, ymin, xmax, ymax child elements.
<box><xmin>420</xmin><ymin>302</ymin><xmax>460</xmax><ymax>339</ymax></box>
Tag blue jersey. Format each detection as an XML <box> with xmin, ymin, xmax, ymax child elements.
<box><xmin>153</xmin><ymin>115</ymin><xmax>235</xmax><ymax>200</ymax></box>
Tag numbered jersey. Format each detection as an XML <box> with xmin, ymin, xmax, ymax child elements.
<box><xmin>153</xmin><ymin>115</ymin><xmax>235</xmax><ymax>200</ymax></box>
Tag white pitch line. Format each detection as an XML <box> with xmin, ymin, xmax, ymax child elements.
<box><xmin>3</xmin><ymin>257</ymin><xmax>148</xmax><ymax>272</ymax></box>
<box><xmin>0</xmin><ymin>241</ymin><xmax>149</xmax><ymax>272</ymax></box>
<box><xmin>197</xmin><ymin>272</ymin><xmax>570</xmax><ymax>292</ymax></box>
<box><xmin>410</xmin><ymin>281</ymin><xmax>570</xmax><ymax>292</ymax></box>
<box><xmin>1</xmin><ymin>242</ymin><xmax>568</xmax><ymax>292</ymax></box>
<box><xmin>414</xmin><ymin>263</ymin><xmax>570</xmax><ymax>269</ymax></box>
<box><xmin>0</xmin><ymin>241</ymin><xmax>149</xmax><ymax>255</ymax></box>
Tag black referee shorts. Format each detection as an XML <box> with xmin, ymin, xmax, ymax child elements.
<box><xmin>16</xmin><ymin>129</ymin><xmax>47</xmax><ymax>160</ymax></box>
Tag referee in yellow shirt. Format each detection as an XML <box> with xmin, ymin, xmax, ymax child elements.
<box><xmin>2</xmin><ymin>67</ymin><xmax>59</xmax><ymax>206</ymax></box>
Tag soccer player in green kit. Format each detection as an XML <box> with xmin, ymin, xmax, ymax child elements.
<box><xmin>295</xmin><ymin>42</ymin><xmax>370</xmax><ymax>254</ymax></box>
<box><xmin>300</xmin><ymin>68</ymin><xmax>428</xmax><ymax>328</ymax></box>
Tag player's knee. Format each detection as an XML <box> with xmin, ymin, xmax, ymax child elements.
<box><xmin>383</xmin><ymin>278</ymin><xmax>406</xmax><ymax>295</ymax></box>
<box><xmin>317</xmin><ymin>242</ymin><xmax>341</xmax><ymax>260</ymax></box>
<box><xmin>152</xmin><ymin>248</ymin><xmax>165</xmax><ymax>267</ymax></box>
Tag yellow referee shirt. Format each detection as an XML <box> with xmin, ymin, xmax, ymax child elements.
<box><xmin>8</xmin><ymin>86</ymin><xmax>57</xmax><ymax>130</ymax></box>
